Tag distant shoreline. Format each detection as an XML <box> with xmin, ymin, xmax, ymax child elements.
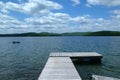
<box><xmin>0</xmin><ymin>31</ymin><xmax>120</xmax><ymax>37</ymax></box>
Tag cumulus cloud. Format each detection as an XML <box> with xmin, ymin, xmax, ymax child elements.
<box><xmin>0</xmin><ymin>0</ymin><xmax>120</xmax><ymax>33</ymax></box>
<box><xmin>87</xmin><ymin>0</ymin><xmax>120</xmax><ymax>7</ymax></box>
<box><xmin>1</xmin><ymin>9</ymin><xmax>120</xmax><ymax>33</ymax></box>
<box><xmin>24</xmin><ymin>12</ymin><xmax>91</xmax><ymax>31</ymax></box>
<box><xmin>110</xmin><ymin>10</ymin><xmax>120</xmax><ymax>20</ymax></box>
<box><xmin>0</xmin><ymin>2</ymin><xmax>9</xmax><ymax>13</ymax></box>
<box><xmin>112</xmin><ymin>10</ymin><xmax>120</xmax><ymax>15</ymax></box>
<box><xmin>0</xmin><ymin>0</ymin><xmax>62</xmax><ymax>15</ymax></box>
<box><xmin>0</xmin><ymin>13</ymin><xmax>22</xmax><ymax>26</ymax></box>
<box><xmin>22</xmin><ymin>0</ymin><xmax>62</xmax><ymax>14</ymax></box>
<box><xmin>0</xmin><ymin>13</ymin><xmax>29</xmax><ymax>33</ymax></box>
<box><xmin>22</xmin><ymin>11</ymin><xmax>120</xmax><ymax>33</ymax></box>
<box><xmin>71</xmin><ymin>0</ymin><xmax>80</xmax><ymax>6</ymax></box>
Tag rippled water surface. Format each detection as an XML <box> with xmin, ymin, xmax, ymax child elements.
<box><xmin>0</xmin><ymin>37</ymin><xmax>120</xmax><ymax>80</ymax></box>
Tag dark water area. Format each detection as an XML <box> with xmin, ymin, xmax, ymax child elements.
<box><xmin>0</xmin><ymin>36</ymin><xmax>120</xmax><ymax>80</ymax></box>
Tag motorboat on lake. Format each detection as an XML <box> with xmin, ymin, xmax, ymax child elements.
<box><xmin>12</xmin><ymin>41</ymin><xmax>20</xmax><ymax>44</ymax></box>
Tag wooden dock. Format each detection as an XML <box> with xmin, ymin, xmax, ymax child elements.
<box><xmin>38</xmin><ymin>52</ymin><xmax>103</xmax><ymax>80</ymax></box>
<box><xmin>50</xmin><ymin>52</ymin><xmax>103</xmax><ymax>62</ymax></box>
<box><xmin>92</xmin><ymin>75</ymin><xmax>120</xmax><ymax>80</ymax></box>
<box><xmin>50</xmin><ymin>52</ymin><xmax>102</xmax><ymax>58</ymax></box>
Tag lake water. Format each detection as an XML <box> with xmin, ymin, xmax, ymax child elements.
<box><xmin>0</xmin><ymin>37</ymin><xmax>120</xmax><ymax>80</ymax></box>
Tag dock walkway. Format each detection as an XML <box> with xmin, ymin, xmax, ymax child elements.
<box><xmin>38</xmin><ymin>57</ymin><xmax>82</xmax><ymax>80</ymax></box>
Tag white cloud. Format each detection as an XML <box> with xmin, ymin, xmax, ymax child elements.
<box><xmin>22</xmin><ymin>0</ymin><xmax>62</xmax><ymax>14</ymax></box>
<box><xmin>0</xmin><ymin>13</ymin><xmax>22</xmax><ymax>25</ymax></box>
<box><xmin>110</xmin><ymin>10</ymin><xmax>120</xmax><ymax>20</ymax></box>
<box><xmin>112</xmin><ymin>10</ymin><xmax>120</xmax><ymax>15</ymax></box>
<box><xmin>0</xmin><ymin>0</ymin><xmax>62</xmax><ymax>15</ymax></box>
<box><xmin>6</xmin><ymin>2</ymin><xmax>22</xmax><ymax>12</ymax></box>
<box><xmin>23</xmin><ymin>11</ymin><xmax>120</xmax><ymax>33</ymax></box>
<box><xmin>0</xmin><ymin>2</ymin><xmax>4</xmax><ymax>8</ymax></box>
<box><xmin>0</xmin><ymin>13</ymin><xmax>28</xmax><ymax>33</ymax></box>
<box><xmin>0</xmin><ymin>2</ymin><xmax>9</xmax><ymax>13</ymax></box>
<box><xmin>71</xmin><ymin>0</ymin><xmax>80</xmax><ymax>6</ymax></box>
<box><xmin>87</xmin><ymin>0</ymin><xmax>120</xmax><ymax>7</ymax></box>
<box><xmin>0</xmin><ymin>0</ymin><xmax>120</xmax><ymax>33</ymax></box>
<box><xmin>1</xmin><ymin>9</ymin><xmax>120</xmax><ymax>33</ymax></box>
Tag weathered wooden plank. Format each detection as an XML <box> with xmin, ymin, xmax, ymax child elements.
<box><xmin>92</xmin><ymin>75</ymin><xmax>120</xmax><ymax>80</ymax></box>
<box><xmin>38</xmin><ymin>57</ymin><xmax>82</xmax><ymax>80</ymax></box>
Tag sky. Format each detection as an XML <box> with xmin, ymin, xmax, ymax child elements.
<box><xmin>0</xmin><ymin>0</ymin><xmax>120</xmax><ymax>34</ymax></box>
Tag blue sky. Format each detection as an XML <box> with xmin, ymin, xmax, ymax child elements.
<box><xmin>0</xmin><ymin>0</ymin><xmax>120</xmax><ymax>33</ymax></box>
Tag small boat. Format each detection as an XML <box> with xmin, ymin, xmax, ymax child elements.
<box><xmin>12</xmin><ymin>41</ymin><xmax>20</xmax><ymax>44</ymax></box>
